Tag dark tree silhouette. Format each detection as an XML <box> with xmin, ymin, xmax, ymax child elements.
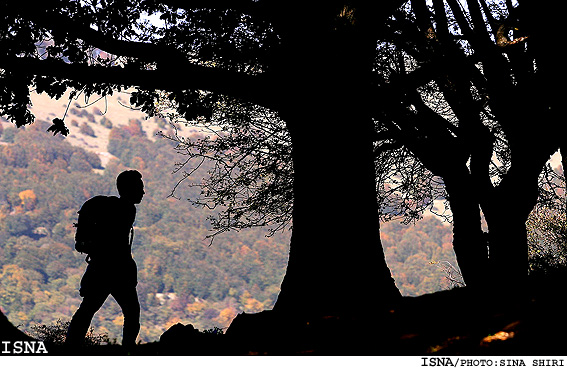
<box><xmin>161</xmin><ymin>0</ymin><xmax>564</xmax><ymax>293</ymax></box>
<box><xmin>372</xmin><ymin>0</ymin><xmax>562</xmax><ymax>289</ymax></box>
<box><xmin>0</xmin><ymin>1</ymin><xmax>406</xmax><ymax>328</ymax></box>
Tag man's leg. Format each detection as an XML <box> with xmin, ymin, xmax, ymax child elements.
<box><xmin>112</xmin><ymin>287</ymin><xmax>140</xmax><ymax>348</ymax></box>
<box><xmin>65</xmin><ymin>290</ymin><xmax>109</xmax><ymax>347</ymax></box>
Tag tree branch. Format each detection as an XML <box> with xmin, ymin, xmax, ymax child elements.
<box><xmin>158</xmin><ymin>0</ymin><xmax>264</xmax><ymax>15</ymax></box>
<box><xmin>0</xmin><ymin>56</ymin><xmax>270</xmax><ymax>107</ymax></box>
<box><xmin>8</xmin><ymin>3</ymin><xmax>270</xmax><ymax>105</ymax></box>
<box><xmin>18</xmin><ymin>4</ymin><xmax>191</xmax><ymax>65</ymax></box>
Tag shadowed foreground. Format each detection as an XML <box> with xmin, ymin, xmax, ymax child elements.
<box><xmin>24</xmin><ymin>272</ymin><xmax>567</xmax><ymax>356</ymax></box>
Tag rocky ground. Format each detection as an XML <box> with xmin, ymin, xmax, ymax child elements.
<box><xmin>5</xmin><ymin>273</ymin><xmax>566</xmax><ymax>356</ymax></box>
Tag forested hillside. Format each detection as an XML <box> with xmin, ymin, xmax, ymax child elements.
<box><xmin>0</xmin><ymin>104</ymin><xmax>458</xmax><ymax>343</ymax></box>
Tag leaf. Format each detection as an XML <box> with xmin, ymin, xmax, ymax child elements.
<box><xmin>46</xmin><ymin>118</ymin><xmax>70</xmax><ymax>136</ymax></box>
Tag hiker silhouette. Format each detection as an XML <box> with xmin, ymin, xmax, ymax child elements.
<box><xmin>65</xmin><ymin>170</ymin><xmax>145</xmax><ymax>349</ymax></box>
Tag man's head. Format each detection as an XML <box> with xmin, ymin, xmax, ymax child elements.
<box><xmin>117</xmin><ymin>170</ymin><xmax>145</xmax><ymax>204</ymax></box>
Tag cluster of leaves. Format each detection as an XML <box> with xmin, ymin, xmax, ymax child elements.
<box><xmin>154</xmin><ymin>6</ymin><xmax>277</xmax><ymax>73</ymax></box>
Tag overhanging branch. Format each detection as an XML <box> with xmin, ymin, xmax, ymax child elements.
<box><xmin>158</xmin><ymin>0</ymin><xmax>263</xmax><ymax>15</ymax></box>
<box><xmin>0</xmin><ymin>56</ymin><xmax>270</xmax><ymax>107</ymax></box>
<box><xmin>9</xmin><ymin>2</ymin><xmax>270</xmax><ymax>106</ymax></box>
<box><xmin>18</xmin><ymin>4</ymin><xmax>191</xmax><ymax>65</ymax></box>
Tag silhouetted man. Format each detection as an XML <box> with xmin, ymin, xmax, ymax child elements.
<box><xmin>66</xmin><ymin>170</ymin><xmax>144</xmax><ymax>349</ymax></box>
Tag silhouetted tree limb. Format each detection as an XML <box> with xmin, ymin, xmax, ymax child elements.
<box><xmin>0</xmin><ymin>56</ymin><xmax>267</xmax><ymax>108</ymax></box>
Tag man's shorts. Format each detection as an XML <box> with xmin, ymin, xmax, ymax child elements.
<box><xmin>79</xmin><ymin>258</ymin><xmax>138</xmax><ymax>297</ymax></box>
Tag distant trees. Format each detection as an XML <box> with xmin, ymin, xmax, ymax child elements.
<box><xmin>0</xmin><ymin>122</ymin><xmax>110</xmax><ymax>247</ymax></box>
<box><xmin>528</xmin><ymin>208</ymin><xmax>567</xmax><ymax>275</ymax></box>
<box><xmin>18</xmin><ymin>190</ymin><xmax>37</xmax><ymax>211</ymax></box>
<box><xmin>0</xmin><ymin>122</ymin><xmax>294</xmax><ymax>340</ymax></box>
<box><xmin>382</xmin><ymin>217</ymin><xmax>459</xmax><ymax>294</ymax></box>
<box><xmin>100</xmin><ymin>117</ymin><xmax>113</xmax><ymax>129</ymax></box>
<box><xmin>107</xmin><ymin>119</ymin><xmax>148</xmax><ymax>164</ymax></box>
<box><xmin>527</xmin><ymin>162</ymin><xmax>567</xmax><ymax>275</ymax></box>
<box><xmin>79</xmin><ymin>122</ymin><xmax>95</xmax><ymax>137</ymax></box>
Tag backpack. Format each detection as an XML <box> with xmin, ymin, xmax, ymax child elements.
<box><xmin>74</xmin><ymin>196</ymin><xmax>134</xmax><ymax>258</ymax></box>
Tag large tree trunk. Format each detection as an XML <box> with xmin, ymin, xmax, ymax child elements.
<box><xmin>481</xmin><ymin>173</ymin><xmax>537</xmax><ymax>291</ymax></box>
<box><xmin>443</xmin><ymin>169</ymin><xmax>489</xmax><ymax>288</ymax></box>
<box><xmin>273</xmin><ymin>110</ymin><xmax>401</xmax><ymax>316</ymax></box>
<box><xmin>272</xmin><ymin>22</ymin><xmax>401</xmax><ymax>316</ymax></box>
<box><xmin>481</xmin><ymin>145</ymin><xmax>556</xmax><ymax>291</ymax></box>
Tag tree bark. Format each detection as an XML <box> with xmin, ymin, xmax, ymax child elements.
<box><xmin>481</xmin><ymin>145</ymin><xmax>556</xmax><ymax>291</ymax></box>
<box><xmin>481</xmin><ymin>176</ymin><xmax>535</xmax><ymax>290</ymax></box>
<box><xmin>273</xmin><ymin>110</ymin><xmax>401</xmax><ymax>316</ymax></box>
<box><xmin>271</xmin><ymin>24</ymin><xmax>401</xmax><ymax>316</ymax></box>
<box><xmin>443</xmin><ymin>169</ymin><xmax>489</xmax><ymax>288</ymax></box>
